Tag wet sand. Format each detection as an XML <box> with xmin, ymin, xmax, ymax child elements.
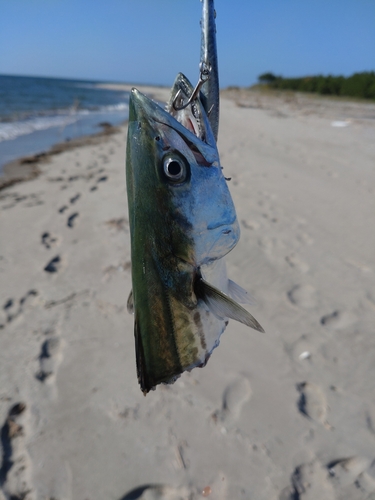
<box><xmin>0</xmin><ymin>88</ymin><xmax>375</xmax><ymax>500</ymax></box>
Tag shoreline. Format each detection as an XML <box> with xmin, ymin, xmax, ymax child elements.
<box><xmin>0</xmin><ymin>122</ymin><xmax>124</xmax><ymax>191</ymax></box>
<box><xmin>95</xmin><ymin>82</ymin><xmax>171</xmax><ymax>103</ymax></box>
<box><xmin>2</xmin><ymin>84</ymin><xmax>374</xmax><ymax>194</ymax></box>
<box><xmin>0</xmin><ymin>83</ymin><xmax>171</xmax><ymax>192</ymax></box>
<box><xmin>0</xmin><ymin>83</ymin><xmax>171</xmax><ymax>193</ymax></box>
<box><xmin>0</xmin><ymin>75</ymin><xmax>131</xmax><ymax>179</ymax></box>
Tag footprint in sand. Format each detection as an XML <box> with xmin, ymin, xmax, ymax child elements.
<box><xmin>214</xmin><ymin>376</ymin><xmax>252</xmax><ymax>425</ymax></box>
<box><xmin>44</xmin><ymin>255</ymin><xmax>63</xmax><ymax>273</ymax></box>
<box><xmin>2</xmin><ymin>290</ymin><xmax>39</xmax><ymax>325</ymax></box>
<box><xmin>2</xmin><ymin>298</ymin><xmax>15</xmax><ymax>324</ymax></box>
<box><xmin>67</xmin><ymin>212</ymin><xmax>79</xmax><ymax>228</ymax></box>
<box><xmin>289</xmin><ymin>459</ymin><xmax>335</xmax><ymax>500</ymax></box>
<box><xmin>19</xmin><ymin>290</ymin><xmax>39</xmax><ymax>309</ymax></box>
<box><xmin>287</xmin><ymin>284</ymin><xmax>317</xmax><ymax>309</ymax></box>
<box><xmin>223</xmin><ymin>377</ymin><xmax>252</xmax><ymax>418</ymax></box>
<box><xmin>120</xmin><ymin>484</ymin><xmax>191</xmax><ymax>500</ymax></box>
<box><xmin>89</xmin><ymin>175</ymin><xmax>108</xmax><ymax>192</ymax></box>
<box><xmin>69</xmin><ymin>193</ymin><xmax>81</xmax><ymax>204</ymax></box>
<box><xmin>297</xmin><ymin>382</ymin><xmax>330</xmax><ymax>428</ymax></box>
<box><xmin>285</xmin><ymin>254</ymin><xmax>309</xmax><ymax>273</ymax></box>
<box><xmin>320</xmin><ymin>310</ymin><xmax>356</xmax><ymax>330</ymax></box>
<box><xmin>0</xmin><ymin>403</ymin><xmax>36</xmax><ymax>500</ymax></box>
<box><xmin>328</xmin><ymin>456</ymin><xmax>369</xmax><ymax>487</ymax></box>
<box><xmin>41</xmin><ymin>232</ymin><xmax>59</xmax><ymax>249</ymax></box>
<box><xmin>36</xmin><ymin>336</ymin><xmax>64</xmax><ymax>383</ymax></box>
<box><xmin>288</xmin><ymin>334</ymin><xmax>314</xmax><ymax>363</ymax></box>
<box><xmin>327</xmin><ymin>457</ymin><xmax>375</xmax><ymax>498</ymax></box>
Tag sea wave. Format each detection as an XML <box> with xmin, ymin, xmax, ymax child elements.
<box><xmin>102</xmin><ymin>102</ymin><xmax>128</xmax><ymax>112</ymax></box>
<box><xmin>0</xmin><ymin>103</ymin><xmax>128</xmax><ymax>142</ymax></box>
<box><xmin>0</xmin><ymin>115</ymin><xmax>78</xmax><ymax>142</ymax></box>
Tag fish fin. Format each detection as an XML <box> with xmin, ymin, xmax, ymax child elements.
<box><xmin>134</xmin><ymin>315</ymin><xmax>151</xmax><ymax>395</ymax></box>
<box><xmin>228</xmin><ymin>279</ymin><xmax>255</xmax><ymax>305</ymax></box>
<box><xmin>127</xmin><ymin>290</ymin><xmax>134</xmax><ymax>314</ymax></box>
<box><xmin>198</xmin><ymin>278</ymin><xmax>265</xmax><ymax>333</ymax></box>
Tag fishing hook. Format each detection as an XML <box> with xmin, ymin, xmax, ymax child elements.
<box><xmin>172</xmin><ymin>61</ymin><xmax>211</xmax><ymax>111</ymax></box>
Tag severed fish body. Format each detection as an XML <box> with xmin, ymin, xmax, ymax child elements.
<box><xmin>126</xmin><ymin>1</ymin><xmax>264</xmax><ymax>394</ymax></box>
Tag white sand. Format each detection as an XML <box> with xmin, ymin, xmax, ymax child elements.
<box><xmin>0</xmin><ymin>89</ymin><xmax>375</xmax><ymax>500</ymax></box>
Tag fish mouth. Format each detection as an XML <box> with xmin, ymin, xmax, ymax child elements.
<box><xmin>165</xmin><ymin>73</ymin><xmax>217</xmax><ymax>149</ymax></box>
<box><xmin>198</xmin><ymin>220</ymin><xmax>240</xmax><ymax>264</ymax></box>
<box><xmin>130</xmin><ymin>74</ymin><xmax>219</xmax><ymax>166</ymax></box>
<box><xmin>166</xmin><ymin>74</ymin><xmax>207</xmax><ymax>140</ymax></box>
<box><xmin>210</xmin><ymin>222</ymin><xmax>240</xmax><ymax>245</ymax></box>
<box><xmin>207</xmin><ymin>216</ymin><xmax>237</xmax><ymax>231</ymax></box>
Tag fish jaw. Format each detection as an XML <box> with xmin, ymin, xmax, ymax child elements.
<box><xmin>170</xmin><ymin>160</ymin><xmax>240</xmax><ymax>266</ymax></box>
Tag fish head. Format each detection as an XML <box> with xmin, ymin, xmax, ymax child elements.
<box><xmin>127</xmin><ymin>77</ymin><xmax>239</xmax><ymax>268</ymax></box>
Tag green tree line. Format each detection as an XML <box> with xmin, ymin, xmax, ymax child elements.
<box><xmin>258</xmin><ymin>72</ymin><xmax>375</xmax><ymax>100</ymax></box>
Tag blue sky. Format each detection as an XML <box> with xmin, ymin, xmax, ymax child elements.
<box><xmin>1</xmin><ymin>0</ymin><xmax>374</xmax><ymax>87</ymax></box>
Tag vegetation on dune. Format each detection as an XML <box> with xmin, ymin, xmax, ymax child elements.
<box><xmin>257</xmin><ymin>71</ymin><xmax>375</xmax><ymax>100</ymax></box>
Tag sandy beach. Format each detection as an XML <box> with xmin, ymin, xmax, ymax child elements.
<box><xmin>1</xmin><ymin>87</ymin><xmax>375</xmax><ymax>500</ymax></box>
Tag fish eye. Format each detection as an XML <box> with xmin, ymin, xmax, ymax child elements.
<box><xmin>163</xmin><ymin>157</ymin><xmax>186</xmax><ymax>183</ymax></box>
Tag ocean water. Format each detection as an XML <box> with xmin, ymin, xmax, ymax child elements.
<box><xmin>0</xmin><ymin>74</ymin><xmax>130</xmax><ymax>171</ymax></box>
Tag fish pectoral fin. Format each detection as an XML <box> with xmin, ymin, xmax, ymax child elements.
<box><xmin>198</xmin><ymin>278</ymin><xmax>265</xmax><ymax>333</ymax></box>
<box><xmin>127</xmin><ymin>290</ymin><xmax>134</xmax><ymax>314</ymax></box>
<box><xmin>228</xmin><ymin>279</ymin><xmax>255</xmax><ymax>305</ymax></box>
